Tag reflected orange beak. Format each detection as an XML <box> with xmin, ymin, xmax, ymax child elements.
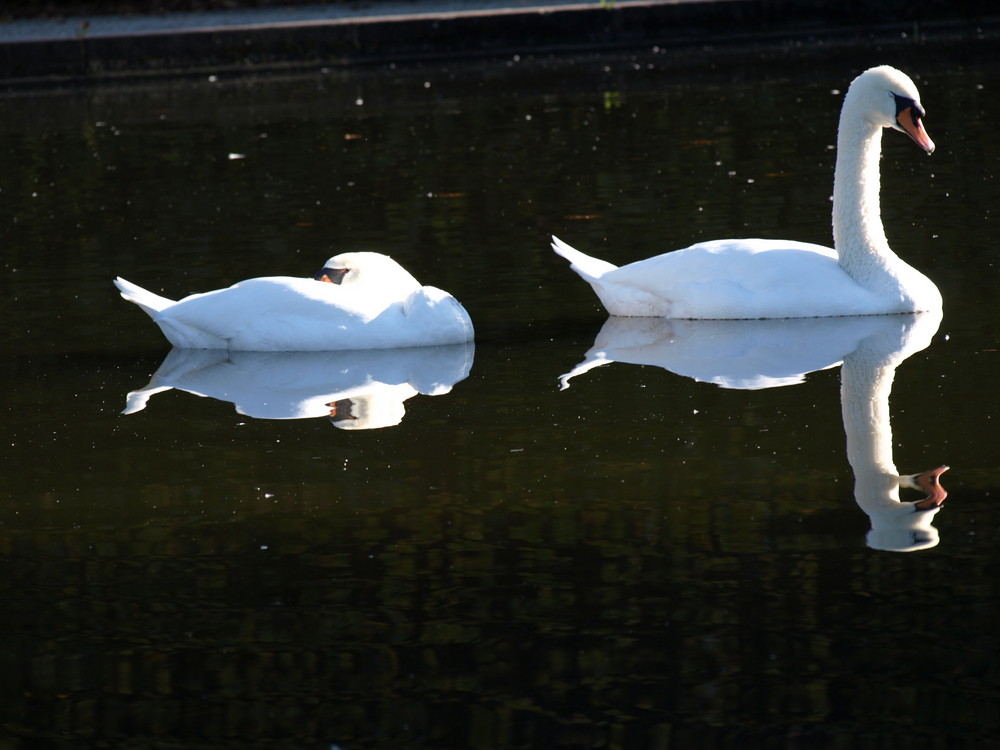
<box><xmin>913</xmin><ymin>465</ymin><xmax>949</xmax><ymax>510</ymax></box>
<box><xmin>326</xmin><ymin>398</ymin><xmax>358</xmax><ymax>422</ymax></box>
<box><xmin>896</xmin><ymin>106</ymin><xmax>935</xmax><ymax>154</ymax></box>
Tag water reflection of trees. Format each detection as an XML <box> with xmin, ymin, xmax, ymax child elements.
<box><xmin>0</xmin><ymin>500</ymin><xmax>992</xmax><ymax>746</ymax></box>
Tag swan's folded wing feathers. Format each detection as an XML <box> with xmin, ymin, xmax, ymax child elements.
<box><xmin>401</xmin><ymin>287</ymin><xmax>475</xmax><ymax>343</ymax></box>
<box><xmin>602</xmin><ymin>241</ymin><xmax>862</xmax><ymax>319</ymax></box>
<box><xmin>157</xmin><ymin>285</ymin><xmax>254</xmax><ymax>342</ymax></box>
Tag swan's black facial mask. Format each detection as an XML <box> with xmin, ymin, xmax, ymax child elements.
<box><xmin>890</xmin><ymin>93</ymin><xmax>934</xmax><ymax>153</ymax></box>
<box><xmin>314</xmin><ymin>266</ymin><xmax>350</xmax><ymax>284</ymax></box>
<box><xmin>892</xmin><ymin>93</ymin><xmax>925</xmax><ymax>128</ymax></box>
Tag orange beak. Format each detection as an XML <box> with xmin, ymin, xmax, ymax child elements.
<box><xmin>896</xmin><ymin>106</ymin><xmax>935</xmax><ymax>154</ymax></box>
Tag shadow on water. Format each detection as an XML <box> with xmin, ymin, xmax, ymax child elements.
<box><xmin>2</xmin><ymin>36</ymin><xmax>1000</xmax><ymax>748</ymax></box>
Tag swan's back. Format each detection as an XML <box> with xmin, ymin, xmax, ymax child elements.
<box><xmin>556</xmin><ymin>237</ymin><xmax>900</xmax><ymax>319</ymax></box>
<box><xmin>117</xmin><ymin>274</ymin><xmax>474</xmax><ymax>351</ymax></box>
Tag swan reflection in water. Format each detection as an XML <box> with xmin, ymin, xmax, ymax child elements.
<box><xmin>122</xmin><ymin>343</ymin><xmax>474</xmax><ymax>430</ymax></box>
<box><xmin>560</xmin><ymin>312</ymin><xmax>947</xmax><ymax>552</ymax></box>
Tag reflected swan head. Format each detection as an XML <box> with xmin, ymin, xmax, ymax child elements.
<box><xmin>313</xmin><ymin>251</ymin><xmax>422</xmax><ymax>291</ymax></box>
<box><xmin>327</xmin><ymin>394</ymin><xmax>407</xmax><ymax>430</ymax></box>
<box><xmin>859</xmin><ymin>467</ymin><xmax>947</xmax><ymax>553</ymax></box>
<box><xmin>847</xmin><ymin>65</ymin><xmax>934</xmax><ymax>153</ymax></box>
<box><xmin>867</xmin><ymin>522</ymin><xmax>940</xmax><ymax>554</ymax></box>
<box><xmin>901</xmin><ymin>465</ymin><xmax>949</xmax><ymax>510</ymax></box>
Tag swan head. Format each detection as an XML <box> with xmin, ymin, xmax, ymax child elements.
<box><xmin>313</xmin><ymin>251</ymin><xmax>421</xmax><ymax>291</ymax></box>
<box><xmin>846</xmin><ymin>65</ymin><xmax>935</xmax><ymax>154</ymax></box>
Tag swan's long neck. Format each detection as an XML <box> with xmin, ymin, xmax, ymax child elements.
<box><xmin>831</xmin><ymin>113</ymin><xmax>902</xmax><ymax>285</ymax></box>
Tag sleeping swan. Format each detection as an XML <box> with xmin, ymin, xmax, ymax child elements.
<box><xmin>552</xmin><ymin>65</ymin><xmax>941</xmax><ymax>319</ymax></box>
<box><xmin>114</xmin><ymin>252</ymin><xmax>474</xmax><ymax>351</ymax></box>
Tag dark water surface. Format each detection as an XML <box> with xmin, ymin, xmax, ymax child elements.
<box><xmin>2</xmin><ymin>35</ymin><xmax>1000</xmax><ymax>748</ymax></box>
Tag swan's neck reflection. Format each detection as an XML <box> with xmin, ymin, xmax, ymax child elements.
<box><xmin>840</xmin><ymin>316</ymin><xmax>947</xmax><ymax>552</ymax></box>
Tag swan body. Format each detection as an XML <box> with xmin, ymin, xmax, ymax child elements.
<box><xmin>114</xmin><ymin>252</ymin><xmax>474</xmax><ymax>351</ymax></box>
<box><xmin>553</xmin><ymin>65</ymin><xmax>941</xmax><ymax>319</ymax></box>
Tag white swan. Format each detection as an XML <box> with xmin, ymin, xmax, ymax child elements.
<box><xmin>114</xmin><ymin>252</ymin><xmax>474</xmax><ymax>351</ymax></box>
<box><xmin>552</xmin><ymin>65</ymin><xmax>941</xmax><ymax>319</ymax></box>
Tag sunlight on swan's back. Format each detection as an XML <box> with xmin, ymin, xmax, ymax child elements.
<box><xmin>553</xmin><ymin>65</ymin><xmax>941</xmax><ymax>320</ymax></box>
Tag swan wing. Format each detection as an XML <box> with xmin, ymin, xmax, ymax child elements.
<box><xmin>598</xmin><ymin>239</ymin><xmax>886</xmax><ymax>319</ymax></box>
<box><xmin>149</xmin><ymin>278</ymin><xmax>359</xmax><ymax>350</ymax></box>
<box><xmin>398</xmin><ymin>286</ymin><xmax>475</xmax><ymax>345</ymax></box>
<box><xmin>157</xmin><ymin>279</ymin><xmax>473</xmax><ymax>350</ymax></box>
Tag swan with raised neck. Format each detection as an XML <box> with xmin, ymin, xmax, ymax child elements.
<box><xmin>552</xmin><ymin>65</ymin><xmax>942</xmax><ymax>319</ymax></box>
<box><xmin>832</xmin><ymin>65</ymin><xmax>938</xmax><ymax>306</ymax></box>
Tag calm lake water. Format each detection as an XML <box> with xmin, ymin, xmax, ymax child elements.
<box><xmin>2</xmin><ymin>32</ymin><xmax>1000</xmax><ymax>748</ymax></box>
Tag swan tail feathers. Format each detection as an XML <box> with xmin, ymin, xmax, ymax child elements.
<box><xmin>551</xmin><ymin>236</ymin><xmax>618</xmax><ymax>280</ymax></box>
<box><xmin>115</xmin><ymin>277</ymin><xmax>225</xmax><ymax>348</ymax></box>
<box><xmin>114</xmin><ymin>277</ymin><xmax>175</xmax><ymax>317</ymax></box>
